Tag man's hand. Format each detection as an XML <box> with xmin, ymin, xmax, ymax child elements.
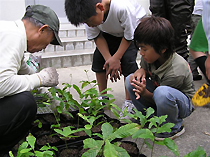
<box><xmin>103</xmin><ymin>56</ymin><xmax>122</xmax><ymax>82</ymax></box>
<box><xmin>205</xmin><ymin>55</ymin><xmax>210</xmax><ymax>80</ymax></box>
<box><xmin>37</xmin><ymin>67</ymin><xmax>59</xmax><ymax>87</ymax></box>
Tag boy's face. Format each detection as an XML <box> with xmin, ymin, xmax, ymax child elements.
<box><xmin>138</xmin><ymin>44</ymin><xmax>161</xmax><ymax>64</ymax></box>
<box><xmin>85</xmin><ymin>5</ymin><xmax>104</xmax><ymax>27</ymax></box>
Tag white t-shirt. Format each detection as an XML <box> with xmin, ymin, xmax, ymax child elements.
<box><xmin>202</xmin><ymin>0</ymin><xmax>210</xmax><ymax>54</ymax></box>
<box><xmin>85</xmin><ymin>0</ymin><xmax>146</xmax><ymax>40</ymax></box>
<box><xmin>192</xmin><ymin>0</ymin><xmax>203</xmax><ymax>16</ymax></box>
<box><xmin>0</xmin><ymin>20</ymin><xmax>40</xmax><ymax>98</ymax></box>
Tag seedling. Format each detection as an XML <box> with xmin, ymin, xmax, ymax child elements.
<box><xmin>54</xmin><ymin>126</ymin><xmax>84</xmax><ymax>149</ymax></box>
<box><xmin>9</xmin><ymin>133</ymin><xmax>57</xmax><ymax>157</ymax></box>
<box><xmin>129</xmin><ymin>107</ymin><xmax>179</xmax><ymax>157</ymax></box>
<box><xmin>82</xmin><ymin>122</ymin><xmax>140</xmax><ymax>157</ymax></box>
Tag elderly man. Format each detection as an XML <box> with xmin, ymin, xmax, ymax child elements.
<box><xmin>0</xmin><ymin>5</ymin><xmax>62</xmax><ymax>155</ymax></box>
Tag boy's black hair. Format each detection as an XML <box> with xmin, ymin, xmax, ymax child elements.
<box><xmin>65</xmin><ymin>0</ymin><xmax>102</xmax><ymax>26</ymax></box>
<box><xmin>134</xmin><ymin>16</ymin><xmax>175</xmax><ymax>59</ymax></box>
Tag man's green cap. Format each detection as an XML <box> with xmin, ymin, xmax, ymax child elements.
<box><xmin>24</xmin><ymin>5</ymin><xmax>63</xmax><ymax>46</ymax></box>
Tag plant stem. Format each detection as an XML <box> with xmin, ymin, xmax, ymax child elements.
<box><xmin>151</xmin><ymin>140</ymin><xmax>155</xmax><ymax>157</ymax></box>
<box><xmin>139</xmin><ymin>139</ymin><xmax>146</xmax><ymax>153</ymax></box>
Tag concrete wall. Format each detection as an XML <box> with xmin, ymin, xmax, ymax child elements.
<box><xmin>0</xmin><ymin>0</ymin><xmax>25</xmax><ymax>20</ymax></box>
<box><xmin>0</xmin><ymin>0</ymin><xmax>150</xmax><ymax>21</ymax></box>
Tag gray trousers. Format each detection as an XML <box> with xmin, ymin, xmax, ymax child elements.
<box><xmin>150</xmin><ymin>0</ymin><xmax>194</xmax><ymax>59</ymax></box>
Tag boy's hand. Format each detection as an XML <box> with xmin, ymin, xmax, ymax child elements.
<box><xmin>129</xmin><ymin>68</ymin><xmax>146</xmax><ymax>83</ymax></box>
<box><xmin>130</xmin><ymin>77</ymin><xmax>146</xmax><ymax>99</ymax></box>
<box><xmin>103</xmin><ymin>57</ymin><xmax>122</xmax><ymax>82</ymax></box>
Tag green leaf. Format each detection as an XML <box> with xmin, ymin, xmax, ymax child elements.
<box><xmin>51</xmin><ymin>124</ymin><xmax>60</xmax><ymax>129</ymax></box>
<box><xmin>34</xmin><ymin>119</ymin><xmax>42</xmax><ymax>128</ymax></box>
<box><xmin>104</xmin><ymin>140</ymin><xmax>117</xmax><ymax>157</ymax></box>
<box><xmin>9</xmin><ymin>151</ymin><xmax>14</xmax><ymax>157</ymax></box>
<box><xmin>146</xmin><ymin>107</ymin><xmax>155</xmax><ymax>118</ymax></box>
<box><xmin>26</xmin><ymin>134</ymin><xmax>36</xmax><ymax>149</ymax></box>
<box><xmin>56</xmin><ymin>106</ymin><xmax>63</xmax><ymax>114</ymax></box>
<box><xmin>82</xmin><ymin>138</ymin><xmax>104</xmax><ymax>157</ymax></box>
<box><xmin>73</xmin><ymin>84</ymin><xmax>82</xmax><ymax>96</ymax></box>
<box><xmin>93</xmin><ymin>133</ymin><xmax>103</xmax><ymax>139</ymax></box>
<box><xmin>158</xmin><ymin>115</ymin><xmax>168</xmax><ymax>125</ymax></box>
<box><xmin>102</xmin><ymin>123</ymin><xmax>114</xmax><ymax>140</ymax></box>
<box><xmin>55</xmin><ymin>126</ymin><xmax>84</xmax><ymax>139</ymax></box>
<box><xmin>54</xmin><ymin>126</ymin><xmax>72</xmax><ymax>137</ymax></box>
<box><xmin>111</xmin><ymin>108</ymin><xmax>120</xmax><ymax>118</ymax></box>
<box><xmin>78</xmin><ymin>113</ymin><xmax>89</xmax><ymax>122</ymax></box>
<box><xmin>81</xmin><ymin>81</ymin><xmax>89</xmax><ymax>89</ymax></box>
<box><xmin>109</xmin><ymin>123</ymin><xmax>139</xmax><ymax>141</ymax></box>
<box><xmin>184</xmin><ymin>146</ymin><xmax>207</xmax><ymax>157</ymax></box>
<box><xmin>48</xmin><ymin>87</ymin><xmax>56</xmax><ymax>96</ymax></box>
<box><xmin>84</xmin><ymin>129</ymin><xmax>92</xmax><ymax>137</ymax></box>
<box><xmin>20</xmin><ymin>148</ymin><xmax>33</xmax><ymax>154</ymax></box>
<box><xmin>34</xmin><ymin>151</ymin><xmax>44</xmax><ymax>157</ymax></box>
<box><xmin>110</xmin><ymin>104</ymin><xmax>121</xmax><ymax>112</ymax></box>
<box><xmin>40</xmin><ymin>145</ymin><xmax>50</xmax><ymax>151</ymax></box>
<box><xmin>102</xmin><ymin>93</ymin><xmax>114</xmax><ymax>99</ymax></box>
<box><xmin>145</xmin><ymin>140</ymin><xmax>153</xmax><ymax>149</ymax></box>
<box><xmin>148</xmin><ymin>117</ymin><xmax>159</xmax><ymax>127</ymax></box>
<box><xmin>82</xmin><ymin>148</ymin><xmax>99</xmax><ymax>157</ymax></box>
<box><xmin>17</xmin><ymin>141</ymin><xmax>28</xmax><ymax>155</ymax></box>
<box><xmin>112</xmin><ymin>143</ymin><xmax>130</xmax><ymax>157</ymax></box>
<box><xmin>134</xmin><ymin>109</ymin><xmax>147</xmax><ymax>127</ymax></box>
<box><xmin>89</xmin><ymin>116</ymin><xmax>96</xmax><ymax>125</ymax></box>
<box><xmin>42</xmin><ymin>151</ymin><xmax>55</xmax><ymax>157</ymax></box>
<box><xmin>132</xmin><ymin>128</ymin><xmax>155</xmax><ymax>141</ymax></box>
<box><xmin>83</xmin><ymin>138</ymin><xmax>104</xmax><ymax>149</ymax></box>
<box><xmin>51</xmin><ymin>146</ymin><xmax>58</xmax><ymax>151</ymax></box>
<box><xmin>100</xmin><ymin>88</ymin><xmax>113</xmax><ymax>95</ymax></box>
<box><xmin>154</xmin><ymin>140</ymin><xmax>165</xmax><ymax>146</ymax></box>
<box><xmin>163</xmin><ymin>138</ymin><xmax>179</xmax><ymax>156</ymax></box>
<box><xmin>91</xmin><ymin>80</ymin><xmax>97</xmax><ymax>83</ymax></box>
<box><xmin>85</xmin><ymin>124</ymin><xmax>92</xmax><ymax>130</ymax></box>
<box><xmin>156</xmin><ymin>123</ymin><xmax>174</xmax><ymax>133</ymax></box>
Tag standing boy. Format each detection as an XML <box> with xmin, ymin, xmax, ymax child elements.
<box><xmin>125</xmin><ymin>16</ymin><xmax>195</xmax><ymax>140</ymax></box>
<box><xmin>189</xmin><ymin>0</ymin><xmax>210</xmax><ymax>83</ymax></box>
<box><xmin>149</xmin><ymin>0</ymin><xmax>194</xmax><ymax>61</ymax></box>
<box><xmin>65</xmin><ymin>0</ymin><xmax>146</xmax><ymax>112</ymax></box>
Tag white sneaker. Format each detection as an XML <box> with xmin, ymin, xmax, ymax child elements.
<box><xmin>119</xmin><ymin>100</ymin><xmax>136</xmax><ymax>120</ymax></box>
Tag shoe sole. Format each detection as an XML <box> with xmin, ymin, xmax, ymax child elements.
<box><xmin>155</xmin><ymin>127</ymin><xmax>185</xmax><ymax>141</ymax></box>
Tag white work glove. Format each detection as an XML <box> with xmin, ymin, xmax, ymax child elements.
<box><xmin>37</xmin><ymin>67</ymin><xmax>59</xmax><ymax>87</ymax></box>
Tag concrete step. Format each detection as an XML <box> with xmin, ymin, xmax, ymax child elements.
<box><xmin>59</xmin><ymin>24</ymin><xmax>86</xmax><ymax>38</ymax></box>
<box><xmin>44</xmin><ymin>36</ymin><xmax>95</xmax><ymax>53</ymax></box>
<box><xmin>43</xmin><ymin>24</ymin><xmax>95</xmax><ymax>53</ymax></box>
<box><xmin>39</xmin><ymin>48</ymin><xmax>141</xmax><ymax>69</ymax></box>
<box><xmin>37</xmin><ymin>24</ymin><xmax>93</xmax><ymax>68</ymax></box>
<box><xmin>40</xmin><ymin>49</ymin><xmax>94</xmax><ymax>68</ymax></box>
